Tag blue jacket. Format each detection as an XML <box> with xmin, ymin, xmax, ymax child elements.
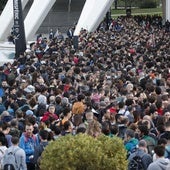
<box><xmin>19</xmin><ymin>133</ymin><xmax>39</xmax><ymax>163</ymax></box>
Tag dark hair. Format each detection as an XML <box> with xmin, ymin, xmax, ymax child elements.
<box><xmin>76</xmin><ymin>127</ymin><xmax>86</xmax><ymax>134</ymax></box>
<box><xmin>154</xmin><ymin>145</ymin><xmax>165</xmax><ymax>157</ymax></box>
<box><xmin>118</xmin><ymin>101</ymin><xmax>125</xmax><ymax>109</ymax></box>
<box><xmin>110</xmin><ymin>124</ymin><xmax>119</xmax><ymax>135</ymax></box>
<box><xmin>11</xmin><ymin>136</ymin><xmax>19</xmax><ymax>144</ymax></box>
<box><xmin>62</xmin><ymin>106</ymin><xmax>71</xmax><ymax>116</ymax></box>
<box><xmin>39</xmin><ymin>130</ymin><xmax>49</xmax><ymax>140</ymax></box>
<box><xmin>138</xmin><ymin>125</ymin><xmax>149</xmax><ymax>136</ymax></box>
<box><xmin>52</xmin><ymin>126</ymin><xmax>61</xmax><ymax>135</ymax></box>
<box><xmin>0</xmin><ymin>132</ymin><xmax>7</xmax><ymax>146</ymax></box>
<box><xmin>2</xmin><ymin>122</ymin><xmax>11</xmax><ymax>131</ymax></box>
<box><xmin>55</xmin><ymin>96</ymin><xmax>61</xmax><ymax>104</ymax></box>
<box><xmin>101</xmin><ymin>121</ymin><xmax>111</xmax><ymax>136</ymax></box>
<box><xmin>126</xmin><ymin>129</ymin><xmax>135</xmax><ymax>138</ymax></box>
<box><xmin>77</xmin><ymin>94</ymin><xmax>85</xmax><ymax>101</ymax></box>
<box><xmin>63</xmin><ymin>121</ymin><xmax>71</xmax><ymax>130</ymax></box>
<box><xmin>157</xmin><ymin>138</ymin><xmax>167</xmax><ymax>145</ymax></box>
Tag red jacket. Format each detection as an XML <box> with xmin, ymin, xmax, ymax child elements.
<box><xmin>41</xmin><ymin>111</ymin><xmax>58</xmax><ymax>122</ymax></box>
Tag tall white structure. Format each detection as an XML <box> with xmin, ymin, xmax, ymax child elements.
<box><xmin>0</xmin><ymin>0</ymin><xmax>29</xmax><ymax>41</ymax></box>
<box><xmin>0</xmin><ymin>0</ymin><xmax>170</xmax><ymax>41</ymax></box>
<box><xmin>74</xmin><ymin>0</ymin><xmax>114</xmax><ymax>36</ymax></box>
<box><xmin>166</xmin><ymin>0</ymin><xmax>170</xmax><ymax>21</ymax></box>
<box><xmin>24</xmin><ymin>0</ymin><xmax>56</xmax><ymax>41</ymax></box>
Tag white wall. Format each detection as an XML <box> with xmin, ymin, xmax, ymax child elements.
<box><xmin>0</xmin><ymin>0</ymin><xmax>29</xmax><ymax>41</ymax></box>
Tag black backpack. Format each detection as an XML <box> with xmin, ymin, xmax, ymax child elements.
<box><xmin>127</xmin><ymin>146</ymin><xmax>138</xmax><ymax>159</ymax></box>
<box><xmin>128</xmin><ymin>152</ymin><xmax>145</xmax><ymax>170</ymax></box>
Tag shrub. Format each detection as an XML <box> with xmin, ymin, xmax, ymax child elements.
<box><xmin>139</xmin><ymin>0</ymin><xmax>157</xmax><ymax>8</ymax></box>
<box><xmin>40</xmin><ymin>134</ymin><xmax>128</xmax><ymax>170</ymax></box>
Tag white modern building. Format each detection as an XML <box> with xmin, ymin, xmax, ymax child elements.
<box><xmin>0</xmin><ymin>0</ymin><xmax>170</xmax><ymax>41</ymax></box>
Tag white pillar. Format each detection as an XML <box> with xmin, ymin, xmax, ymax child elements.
<box><xmin>166</xmin><ymin>0</ymin><xmax>170</xmax><ymax>21</ymax></box>
<box><xmin>74</xmin><ymin>0</ymin><xmax>114</xmax><ymax>36</ymax></box>
<box><xmin>74</xmin><ymin>0</ymin><xmax>96</xmax><ymax>36</ymax></box>
<box><xmin>0</xmin><ymin>0</ymin><xmax>29</xmax><ymax>42</ymax></box>
<box><xmin>24</xmin><ymin>0</ymin><xmax>56</xmax><ymax>41</ymax></box>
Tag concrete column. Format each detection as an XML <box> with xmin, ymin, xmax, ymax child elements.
<box><xmin>74</xmin><ymin>0</ymin><xmax>96</xmax><ymax>35</ymax></box>
<box><xmin>24</xmin><ymin>0</ymin><xmax>56</xmax><ymax>41</ymax></box>
<box><xmin>166</xmin><ymin>0</ymin><xmax>170</xmax><ymax>21</ymax></box>
<box><xmin>162</xmin><ymin>0</ymin><xmax>166</xmax><ymax>19</ymax></box>
<box><xmin>0</xmin><ymin>0</ymin><xmax>29</xmax><ymax>42</ymax></box>
<box><xmin>162</xmin><ymin>0</ymin><xmax>170</xmax><ymax>21</ymax></box>
<box><xmin>74</xmin><ymin>0</ymin><xmax>114</xmax><ymax>36</ymax></box>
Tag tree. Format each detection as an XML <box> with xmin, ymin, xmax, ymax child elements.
<box><xmin>40</xmin><ymin>134</ymin><xmax>128</xmax><ymax>170</ymax></box>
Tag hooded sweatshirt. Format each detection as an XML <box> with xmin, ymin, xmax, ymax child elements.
<box><xmin>147</xmin><ymin>158</ymin><xmax>170</xmax><ymax>170</ymax></box>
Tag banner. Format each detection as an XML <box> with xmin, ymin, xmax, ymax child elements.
<box><xmin>13</xmin><ymin>0</ymin><xmax>26</xmax><ymax>58</ymax></box>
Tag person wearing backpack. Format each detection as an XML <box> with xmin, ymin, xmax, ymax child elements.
<box><xmin>128</xmin><ymin>140</ymin><xmax>152</xmax><ymax>170</ymax></box>
<box><xmin>138</xmin><ymin>124</ymin><xmax>156</xmax><ymax>156</ymax></box>
<box><xmin>2</xmin><ymin>136</ymin><xmax>27</xmax><ymax>170</ymax></box>
<box><xmin>19</xmin><ymin>123</ymin><xmax>39</xmax><ymax>170</ymax></box>
<box><xmin>32</xmin><ymin>130</ymin><xmax>49</xmax><ymax>170</ymax></box>
<box><xmin>124</xmin><ymin>129</ymin><xmax>139</xmax><ymax>156</ymax></box>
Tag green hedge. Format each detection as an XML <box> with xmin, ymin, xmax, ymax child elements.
<box><xmin>139</xmin><ymin>0</ymin><xmax>157</xmax><ymax>8</ymax></box>
<box><xmin>40</xmin><ymin>134</ymin><xmax>128</xmax><ymax>170</ymax></box>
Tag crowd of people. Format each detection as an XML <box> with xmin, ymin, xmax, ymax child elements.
<box><xmin>0</xmin><ymin>14</ymin><xmax>170</xmax><ymax>169</ymax></box>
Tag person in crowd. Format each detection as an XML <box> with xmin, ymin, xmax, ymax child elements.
<box><xmin>0</xmin><ymin>13</ymin><xmax>170</xmax><ymax>170</ymax></box>
<box><xmin>138</xmin><ymin>124</ymin><xmax>157</xmax><ymax>155</ymax></box>
<box><xmin>32</xmin><ymin>130</ymin><xmax>49</xmax><ymax>169</ymax></box>
<box><xmin>128</xmin><ymin>140</ymin><xmax>153</xmax><ymax>170</ymax></box>
<box><xmin>2</xmin><ymin>122</ymin><xmax>12</xmax><ymax>147</ymax></box>
<box><xmin>41</xmin><ymin>104</ymin><xmax>58</xmax><ymax>122</ymax></box>
<box><xmin>61</xmin><ymin>120</ymin><xmax>74</xmax><ymax>136</ymax></box>
<box><xmin>147</xmin><ymin>145</ymin><xmax>170</xmax><ymax>170</ymax></box>
<box><xmin>124</xmin><ymin>128</ymin><xmax>139</xmax><ymax>153</ymax></box>
<box><xmin>159</xmin><ymin>121</ymin><xmax>170</xmax><ymax>140</ymax></box>
<box><xmin>86</xmin><ymin>119</ymin><xmax>102</xmax><ymax>138</ymax></box>
<box><xmin>59</xmin><ymin>106</ymin><xmax>72</xmax><ymax>127</ymax></box>
<box><xmin>0</xmin><ymin>131</ymin><xmax>7</xmax><ymax>168</ymax></box>
<box><xmin>2</xmin><ymin>136</ymin><xmax>27</xmax><ymax>170</ymax></box>
<box><xmin>19</xmin><ymin>123</ymin><xmax>39</xmax><ymax>170</ymax></box>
